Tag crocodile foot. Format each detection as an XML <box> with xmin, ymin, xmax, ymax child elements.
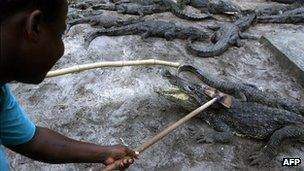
<box><xmin>188</xmin><ymin>127</ymin><xmax>213</xmax><ymax>143</ymax></box>
<box><xmin>189</xmin><ymin>128</ymin><xmax>232</xmax><ymax>144</ymax></box>
<box><xmin>248</xmin><ymin>150</ymin><xmax>273</xmax><ymax>167</ymax></box>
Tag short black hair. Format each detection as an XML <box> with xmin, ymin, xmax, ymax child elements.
<box><xmin>0</xmin><ymin>0</ymin><xmax>65</xmax><ymax>23</ymax></box>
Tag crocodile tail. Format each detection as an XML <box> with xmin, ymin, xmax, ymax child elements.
<box><xmin>84</xmin><ymin>29</ymin><xmax>120</xmax><ymax>48</ymax></box>
<box><xmin>257</xmin><ymin>14</ymin><xmax>304</xmax><ymax>24</ymax></box>
<box><xmin>177</xmin><ymin>65</ymin><xmax>222</xmax><ymax>91</ymax></box>
<box><xmin>171</xmin><ymin>8</ymin><xmax>213</xmax><ymax>20</ymax></box>
<box><xmin>93</xmin><ymin>24</ymin><xmax>138</xmax><ymax>36</ymax></box>
<box><xmin>256</xmin><ymin>14</ymin><xmax>292</xmax><ymax>23</ymax></box>
<box><xmin>119</xmin><ymin>18</ymin><xmax>145</xmax><ymax>25</ymax></box>
<box><xmin>161</xmin><ymin>0</ymin><xmax>212</xmax><ymax>20</ymax></box>
<box><xmin>84</xmin><ymin>24</ymin><xmax>139</xmax><ymax>47</ymax></box>
<box><xmin>84</xmin><ymin>31</ymin><xmax>98</xmax><ymax>48</ymax></box>
<box><xmin>177</xmin><ymin>65</ymin><xmax>245</xmax><ymax>99</ymax></box>
<box><xmin>83</xmin><ymin>27</ymin><xmax>133</xmax><ymax>47</ymax></box>
<box><xmin>186</xmin><ymin>40</ymin><xmax>229</xmax><ymax>57</ymax></box>
<box><xmin>92</xmin><ymin>4</ymin><xmax>116</xmax><ymax>11</ymax></box>
<box><xmin>66</xmin><ymin>17</ymin><xmax>92</xmax><ymax>33</ymax></box>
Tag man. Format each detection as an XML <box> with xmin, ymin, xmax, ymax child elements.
<box><xmin>0</xmin><ymin>0</ymin><xmax>138</xmax><ymax>170</ymax></box>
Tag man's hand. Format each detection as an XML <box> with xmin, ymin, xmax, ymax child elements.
<box><xmin>7</xmin><ymin>127</ymin><xmax>139</xmax><ymax>169</ymax></box>
<box><xmin>102</xmin><ymin>145</ymin><xmax>139</xmax><ymax>170</ymax></box>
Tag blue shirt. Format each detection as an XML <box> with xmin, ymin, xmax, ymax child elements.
<box><xmin>0</xmin><ymin>84</ymin><xmax>36</xmax><ymax>171</ymax></box>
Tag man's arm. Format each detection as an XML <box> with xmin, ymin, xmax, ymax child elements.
<box><xmin>6</xmin><ymin>126</ymin><xmax>137</xmax><ymax>166</ymax></box>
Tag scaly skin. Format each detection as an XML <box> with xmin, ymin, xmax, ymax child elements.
<box><xmin>111</xmin><ymin>0</ymin><xmax>161</xmax><ymax>6</ymax></box>
<box><xmin>161</xmin><ymin>69</ymin><xmax>304</xmax><ymax>167</ymax></box>
<box><xmin>254</xmin><ymin>3</ymin><xmax>298</xmax><ymax>16</ymax></box>
<box><xmin>70</xmin><ymin>1</ymin><xmax>95</xmax><ymax>10</ymax></box>
<box><xmin>186</xmin><ymin>11</ymin><xmax>256</xmax><ymax>57</ymax></box>
<box><xmin>177</xmin><ymin>65</ymin><xmax>304</xmax><ymax>115</ymax></box>
<box><xmin>92</xmin><ymin>0</ymin><xmax>212</xmax><ymax>20</ymax></box>
<box><xmin>66</xmin><ymin>14</ymin><xmax>142</xmax><ymax>33</ymax></box>
<box><xmin>92</xmin><ymin>3</ymin><xmax>168</xmax><ymax>16</ymax></box>
<box><xmin>267</xmin><ymin>0</ymin><xmax>304</xmax><ymax>4</ymax></box>
<box><xmin>67</xmin><ymin>7</ymin><xmax>103</xmax><ymax>21</ymax></box>
<box><xmin>257</xmin><ymin>7</ymin><xmax>304</xmax><ymax>24</ymax></box>
<box><xmin>177</xmin><ymin>0</ymin><xmax>241</xmax><ymax>14</ymax></box>
<box><xmin>159</xmin><ymin>0</ymin><xmax>213</xmax><ymax>21</ymax></box>
<box><xmin>84</xmin><ymin>20</ymin><xmax>210</xmax><ymax>47</ymax></box>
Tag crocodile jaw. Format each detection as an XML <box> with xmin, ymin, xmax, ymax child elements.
<box><xmin>157</xmin><ymin>87</ymin><xmax>198</xmax><ymax>111</ymax></box>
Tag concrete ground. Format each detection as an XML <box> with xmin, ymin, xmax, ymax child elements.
<box><xmin>6</xmin><ymin>0</ymin><xmax>304</xmax><ymax>170</ymax></box>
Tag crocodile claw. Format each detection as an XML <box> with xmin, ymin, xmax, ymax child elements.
<box><xmin>248</xmin><ymin>150</ymin><xmax>272</xmax><ymax>167</ymax></box>
<box><xmin>196</xmin><ymin>134</ymin><xmax>215</xmax><ymax>143</ymax></box>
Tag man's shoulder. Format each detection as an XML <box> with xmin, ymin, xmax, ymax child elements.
<box><xmin>0</xmin><ymin>83</ymin><xmax>36</xmax><ymax>146</ymax></box>
<box><xmin>1</xmin><ymin>84</ymin><xmax>11</xmax><ymax>95</ymax></box>
<box><xmin>0</xmin><ymin>84</ymin><xmax>14</xmax><ymax>108</ymax></box>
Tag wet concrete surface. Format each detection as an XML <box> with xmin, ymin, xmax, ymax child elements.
<box><xmin>6</xmin><ymin>0</ymin><xmax>304</xmax><ymax>170</ymax></box>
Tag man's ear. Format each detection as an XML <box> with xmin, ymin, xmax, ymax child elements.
<box><xmin>25</xmin><ymin>10</ymin><xmax>43</xmax><ymax>42</ymax></box>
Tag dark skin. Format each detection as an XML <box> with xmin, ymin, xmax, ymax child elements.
<box><xmin>0</xmin><ymin>0</ymin><xmax>137</xmax><ymax>169</ymax></box>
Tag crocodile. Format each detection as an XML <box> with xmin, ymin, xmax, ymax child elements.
<box><xmin>111</xmin><ymin>0</ymin><xmax>161</xmax><ymax>6</ymax></box>
<box><xmin>177</xmin><ymin>65</ymin><xmax>304</xmax><ymax>115</ymax></box>
<box><xmin>67</xmin><ymin>7</ymin><xmax>103</xmax><ymax>21</ymax></box>
<box><xmin>93</xmin><ymin>0</ymin><xmax>213</xmax><ymax>20</ymax></box>
<box><xmin>254</xmin><ymin>3</ymin><xmax>298</xmax><ymax>16</ymax></box>
<box><xmin>177</xmin><ymin>0</ymin><xmax>241</xmax><ymax>15</ymax></box>
<box><xmin>70</xmin><ymin>1</ymin><xmax>95</xmax><ymax>10</ymax></box>
<box><xmin>92</xmin><ymin>3</ymin><xmax>168</xmax><ymax>16</ymax></box>
<box><xmin>159</xmin><ymin>67</ymin><xmax>304</xmax><ymax>166</ymax></box>
<box><xmin>159</xmin><ymin>0</ymin><xmax>213</xmax><ymax>20</ymax></box>
<box><xmin>257</xmin><ymin>7</ymin><xmax>304</xmax><ymax>24</ymax></box>
<box><xmin>66</xmin><ymin>14</ymin><xmax>142</xmax><ymax>33</ymax></box>
<box><xmin>84</xmin><ymin>20</ymin><xmax>211</xmax><ymax>47</ymax></box>
<box><xmin>186</xmin><ymin>11</ymin><xmax>257</xmax><ymax>57</ymax></box>
<box><xmin>267</xmin><ymin>0</ymin><xmax>304</xmax><ymax>4</ymax></box>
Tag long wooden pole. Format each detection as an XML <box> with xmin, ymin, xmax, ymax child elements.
<box><xmin>46</xmin><ymin>59</ymin><xmax>180</xmax><ymax>78</ymax></box>
<box><xmin>102</xmin><ymin>96</ymin><xmax>221</xmax><ymax>171</ymax></box>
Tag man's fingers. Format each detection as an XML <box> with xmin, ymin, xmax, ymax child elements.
<box><xmin>124</xmin><ymin>147</ymin><xmax>139</xmax><ymax>159</ymax></box>
<box><xmin>119</xmin><ymin>159</ymin><xmax>134</xmax><ymax>170</ymax></box>
<box><xmin>128</xmin><ymin>159</ymin><xmax>133</xmax><ymax>164</ymax></box>
<box><xmin>121</xmin><ymin>158</ymin><xmax>133</xmax><ymax>165</ymax></box>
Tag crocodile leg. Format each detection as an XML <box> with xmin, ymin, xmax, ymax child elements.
<box><xmin>117</xmin><ymin>6</ymin><xmax>127</xmax><ymax>14</ymax></box>
<box><xmin>239</xmin><ymin>32</ymin><xmax>260</xmax><ymax>40</ymax></box>
<box><xmin>249</xmin><ymin>124</ymin><xmax>304</xmax><ymax>166</ymax></box>
<box><xmin>176</xmin><ymin>0</ymin><xmax>190</xmax><ymax>9</ymax></box>
<box><xmin>141</xmin><ymin>31</ymin><xmax>152</xmax><ymax>39</ymax></box>
<box><xmin>207</xmin><ymin>25</ymin><xmax>221</xmax><ymax>32</ymax></box>
<box><xmin>234</xmin><ymin>38</ymin><xmax>243</xmax><ymax>47</ymax></box>
<box><xmin>138</xmin><ymin>9</ymin><xmax>145</xmax><ymax>17</ymax></box>
<box><xmin>164</xmin><ymin>30</ymin><xmax>176</xmax><ymax>41</ymax></box>
<box><xmin>114</xmin><ymin>0</ymin><xmax>132</xmax><ymax>4</ymax></box>
<box><xmin>191</xmin><ymin>116</ymin><xmax>233</xmax><ymax>143</ymax></box>
<box><xmin>84</xmin><ymin>31</ymin><xmax>101</xmax><ymax>48</ymax></box>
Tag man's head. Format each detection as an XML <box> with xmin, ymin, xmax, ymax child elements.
<box><xmin>0</xmin><ymin>0</ymin><xmax>68</xmax><ymax>84</ymax></box>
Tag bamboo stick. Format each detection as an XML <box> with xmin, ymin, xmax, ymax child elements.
<box><xmin>46</xmin><ymin>59</ymin><xmax>180</xmax><ymax>78</ymax></box>
<box><xmin>102</xmin><ymin>96</ymin><xmax>221</xmax><ymax>171</ymax></box>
